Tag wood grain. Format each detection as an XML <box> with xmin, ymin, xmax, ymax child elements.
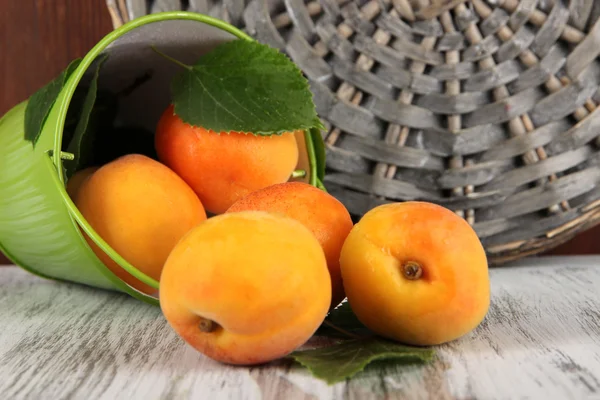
<box><xmin>0</xmin><ymin>256</ymin><xmax>599</xmax><ymax>399</ymax></box>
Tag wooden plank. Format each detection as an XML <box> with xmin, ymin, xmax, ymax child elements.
<box><xmin>327</xmin><ymin>100</ymin><xmax>384</xmax><ymax>139</ymax></box>
<box><xmin>368</xmin><ymin>97</ymin><xmax>443</xmax><ymax>130</ymax></box>
<box><xmin>495</xmin><ymin>25</ymin><xmax>536</xmax><ymax>63</ymax></box>
<box><xmin>374</xmin><ymin>64</ymin><xmax>412</xmax><ymax>91</ymax></box>
<box><xmin>415</xmin><ymin>91</ymin><xmax>489</xmax><ymax>114</ymax></box>
<box><xmin>481</xmin><ymin>209</ymin><xmax>587</xmax><ymax>246</ymax></box>
<box><xmin>352</xmin><ymin>34</ymin><xmax>408</xmax><ymax>68</ymax></box>
<box><xmin>324</xmin><ymin>172</ymin><xmax>440</xmax><ymax>201</ymax></box>
<box><xmin>325</xmin><ymin>146</ymin><xmax>371</xmax><ymax>175</ymax></box>
<box><xmin>566</xmin><ymin>16</ymin><xmax>600</xmax><ymax>79</ymax></box>
<box><xmin>308</xmin><ymin>79</ymin><xmax>336</xmax><ymax>117</ymax></box>
<box><xmin>480</xmin><ymin>120</ymin><xmax>570</xmax><ymax>162</ymax></box>
<box><xmin>243</xmin><ymin>0</ymin><xmax>286</xmax><ymax>50</ymax></box>
<box><xmin>568</xmin><ymin>0</ymin><xmax>594</xmax><ymax>31</ymax></box>
<box><xmin>463</xmin><ymin>60</ymin><xmax>520</xmax><ymax>92</ymax></box>
<box><xmin>411</xmin><ymin>18</ymin><xmax>444</xmax><ymax>37</ymax></box>
<box><xmin>315</xmin><ymin>20</ymin><xmax>355</xmax><ymax>60</ymax></box>
<box><xmin>588</xmin><ymin>1</ymin><xmax>600</xmax><ymax>32</ymax></box>
<box><xmin>340</xmin><ymin>2</ymin><xmax>375</xmax><ymax>36</ymax></box>
<box><xmin>478</xmin><ymin>167</ymin><xmax>600</xmax><ymax>220</ymax></box>
<box><xmin>375</xmin><ymin>10</ymin><xmax>412</xmax><ymax>38</ymax></box>
<box><xmin>355</xmin><ymin>34</ymin><xmax>444</xmax><ymax>66</ymax></box>
<box><xmin>415</xmin><ymin>0</ymin><xmax>469</xmax><ymax>21</ymax></box>
<box><xmin>530</xmin><ymin>66</ymin><xmax>600</xmax><ymax>127</ymax></box>
<box><xmin>436</xmin><ymin>33</ymin><xmax>466</xmax><ymax>51</ymax></box>
<box><xmin>507</xmin><ymin>44</ymin><xmax>567</xmax><ymax>94</ymax></box>
<box><xmin>455</xmin><ymin>4</ymin><xmax>480</xmax><ymax>30</ymax></box>
<box><xmin>462</xmin><ymin>34</ymin><xmax>501</xmax><ymax>62</ymax></box>
<box><xmin>447</xmin><ymin>124</ymin><xmax>507</xmax><ymax>155</ymax></box>
<box><xmin>285</xmin><ymin>29</ymin><xmax>333</xmax><ymax>83</ymax></box>
<box><xmin>326</xmin><ymin>182</ymin><xmax>390</xmax><ymax>216</ymax></box>
<box><xmin>547</xmin><ymin>106</ymin><xmax>600</xmax><ymax>154</ymax></box>
<box><xmin>463</xmin><ymin>87</ymin><xmax>545</xmax><ymax>128</ymax></box>
<box><xmin>377</xmin><ymin>65</ymin><xmax>442</xmax><ymax>94</ymax></box>
<box><xmin>284</xmin><ymin>0</ymin><xmax>316</xmax><ymax>39</ymax></box>
<box><xmin>429</xmin><ymin>62</ymin><xmax>476</xmax><ymax>81</ymax></box>
<box><xmin>337</xmin><ymin>135</ymin><xmax>445</xmax><ymax>170</ymax></box>
<box><xmin>2</xmin><ymin>258</ymin><xmax>600</xmax><ymax>399</ymax></box>
<box><xmin>530</xmin><ymin>0</ymin><xmax>570</xmax><ymax>58</ymax></box>
<box><xmin>480</xmin><ymin>7</ymin><xmax>510</xmax><ymax>37</ymax></box>
<box><xmin>390</xmin><ymin>166</ymin><xmax>443</xmax><ymax>190</ymax></box>
<box><xmin>482</xmin><ymin>146</ymin><xmax>593</xmax><ymax>191</ymax></box>
<box><xmin>437</xmin><ymin>160</ymin><xmax>513</xmax><ymax>189</ymax></box>
<box><xmin>507</xmin><ymin>0</ymin><xmax>538</xmax><ymax>30</ymax></box>
<box><xmin>332</xmin><ymin>58</ymin><xmax>395</xmax><ymax>100</ymax></box>
<box><xmin>401</xmin><ymin>125</ymin><xmax>507</xmax><ymax>158</ymax></box>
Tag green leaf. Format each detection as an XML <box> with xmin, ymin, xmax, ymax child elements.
<box><xmin>310</xmin><ymin>127</ymin><xmax>326</xmax><ymax>182</ymax></box>
<box><xmin>290</xmin><ymin>338</ymin><xmax>435</xmax><ymax>384</ymax></box>
<box><xmin>317</xmin><ymin>301</ymin><xmax>374</xmax><ymax>339</ymax></box>
<box><xmin>64</xmin><ymin>55</ymin><xmax>108</xmax><ymax>178</ymax></box>
<box><xmin>24</xmin><ymin>58</ymin><xmax>82</xmax><ymax>145</ymax></box>
<box><xmin>166</xmin><ymin>39</ymin><xmax>325</xmax><ymax>135</ymax></box>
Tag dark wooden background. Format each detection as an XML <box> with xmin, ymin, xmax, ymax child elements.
<box><xmin>0</xmin><ymin>0</ymin><xmax>597</xmax><ymax>265</ymax></box>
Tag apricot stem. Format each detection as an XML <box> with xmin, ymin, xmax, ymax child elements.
<box><xmin>322</xmin><ymin>320</ymin><xmax>364</xmax><ymax>340</ymax></box>
<box><xmin>151</xmin><ymin>45</ymin><xmax>192</xmax><ymax>71</ymax></box>
<box><xmin>198</xmin><ymin>318</ymin><xmax>218</xmax><ymax>333</ymax></box>
<box><xmin>291</xmin><ymin>169</ymin><xmax>306</xmax><ymax>178</ymax></box>
<box><xmin>403</xmin><ymin>261</ymin><xmax>423</xmax><ymax>280</ymax></box>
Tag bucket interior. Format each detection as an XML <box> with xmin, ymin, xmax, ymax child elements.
<box><xmin>55</xmin><ymin>16</ymin><xmax>250</xmax><ymax>296</ymax></box>
<box><xmin>60</xmin><ymin>18</ymin><xmax>241</xmax><ymax>171</ymax></box>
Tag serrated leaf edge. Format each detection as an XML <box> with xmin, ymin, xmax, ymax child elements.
<box><xmin>169</xmin><ymin>39</ymin><xmax>324</xmax><ymax>136</ymax></box>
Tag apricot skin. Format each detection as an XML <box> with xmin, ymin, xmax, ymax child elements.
<box><xmin>339</xmin><ymin>202</ymin><xmax>490</xmax><ymax>346</ymax></box>
<box><xmin>74</xmin><ymin>154</ymin><xmax>207</xmax><ymax>294</ymax></box>
<box><xmin>226</xmin><ymin>182</ymin><xmax>353</xmax><ymax>308</ymax></box>
<box><xmin>159</xmin><ymin>211</ymin><xmax>331</xmax><ymax>365</ymax></box>
<box><xmin>66</xmin><ymin>167</ymin><xmax>98</xmax><ymax>199</ymax></box>
<box><xmin>155</xmin><ymin>105</ymin><xmax>300</xmax><ymax>215</ymax></box>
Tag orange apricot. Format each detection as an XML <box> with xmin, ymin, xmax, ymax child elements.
<box><xmin>75</xmin><ymin>154</ymin><xmax>207</xmax><ymax>294</ymax></box>
<box><xmin>226</xmin><ymin>182</ymin><xmax>353</xmax><ymax>308</ymax></box>
<box><xmin>66</xmin><ymin>166</ymin><xmax>98</xmax><ymax>199</ymax></box>
<box><xmin>159</xmin><ymin>211</ymin><xmax>331</xmax><ymax>365</ymax></box>
<box><xmin>154</xmin><ymin>104</ymin><xmax>299</xmax><ymax>214</ymax></box>
<box><xmin>339</xmin><ymin>201</ymin><xmax>490</xmax><ymax>346</ymax></box>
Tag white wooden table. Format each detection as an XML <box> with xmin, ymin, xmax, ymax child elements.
<box><xmin>1</xmin><ymin>256</ymin><xmax>599</xmax><ymax>399</ymax></box>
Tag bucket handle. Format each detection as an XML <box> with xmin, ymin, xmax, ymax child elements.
<box><xmin>46</xmin><ymin>152</ymin><xmax>161</xmax><ymax>291</ymax></box>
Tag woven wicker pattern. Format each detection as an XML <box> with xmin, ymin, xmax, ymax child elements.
<box><xmin>106</xmin><ymin>0</ymin><xmax>600</xmax><ymax>264</ymax></box>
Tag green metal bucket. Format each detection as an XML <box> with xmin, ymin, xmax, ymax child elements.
<box><xmin>0</xmin><ymin>12</ymin><xmax>324</xmax><ymax>306</ymax></box>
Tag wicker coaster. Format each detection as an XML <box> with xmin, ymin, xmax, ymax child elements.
<box><xmin>106</xmin><ymin>0</ymin><xmax>600</xmax><ymax>264</ymax></box>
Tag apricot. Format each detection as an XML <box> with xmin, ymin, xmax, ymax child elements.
<box><xmin>159</xmin><ymin>211</ymin><xmax>331</xmax><ymax>365</ymax></box>
<box><xmin>155</xmin><ymin>104</ymin><xmax>299</xmax><ymax>214</ymax></box>
<box><xmin>75</xmin><ymin>154</ymin><xmax>207</xmax><ymax>294</ymax></box>
<box><xmin>226</xmin><ymin>182</ymin><xmax>353</xmax><ymax>308</ymax></box>
<box><xmin>339</xmin><ymin>202</ymin><xmax>490</xmax><ymax>346</ymax></box>
<box><xmin>66</xmin><ymin>166</ymin><xmax>98</xmax><ymax>199</ymax></box>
